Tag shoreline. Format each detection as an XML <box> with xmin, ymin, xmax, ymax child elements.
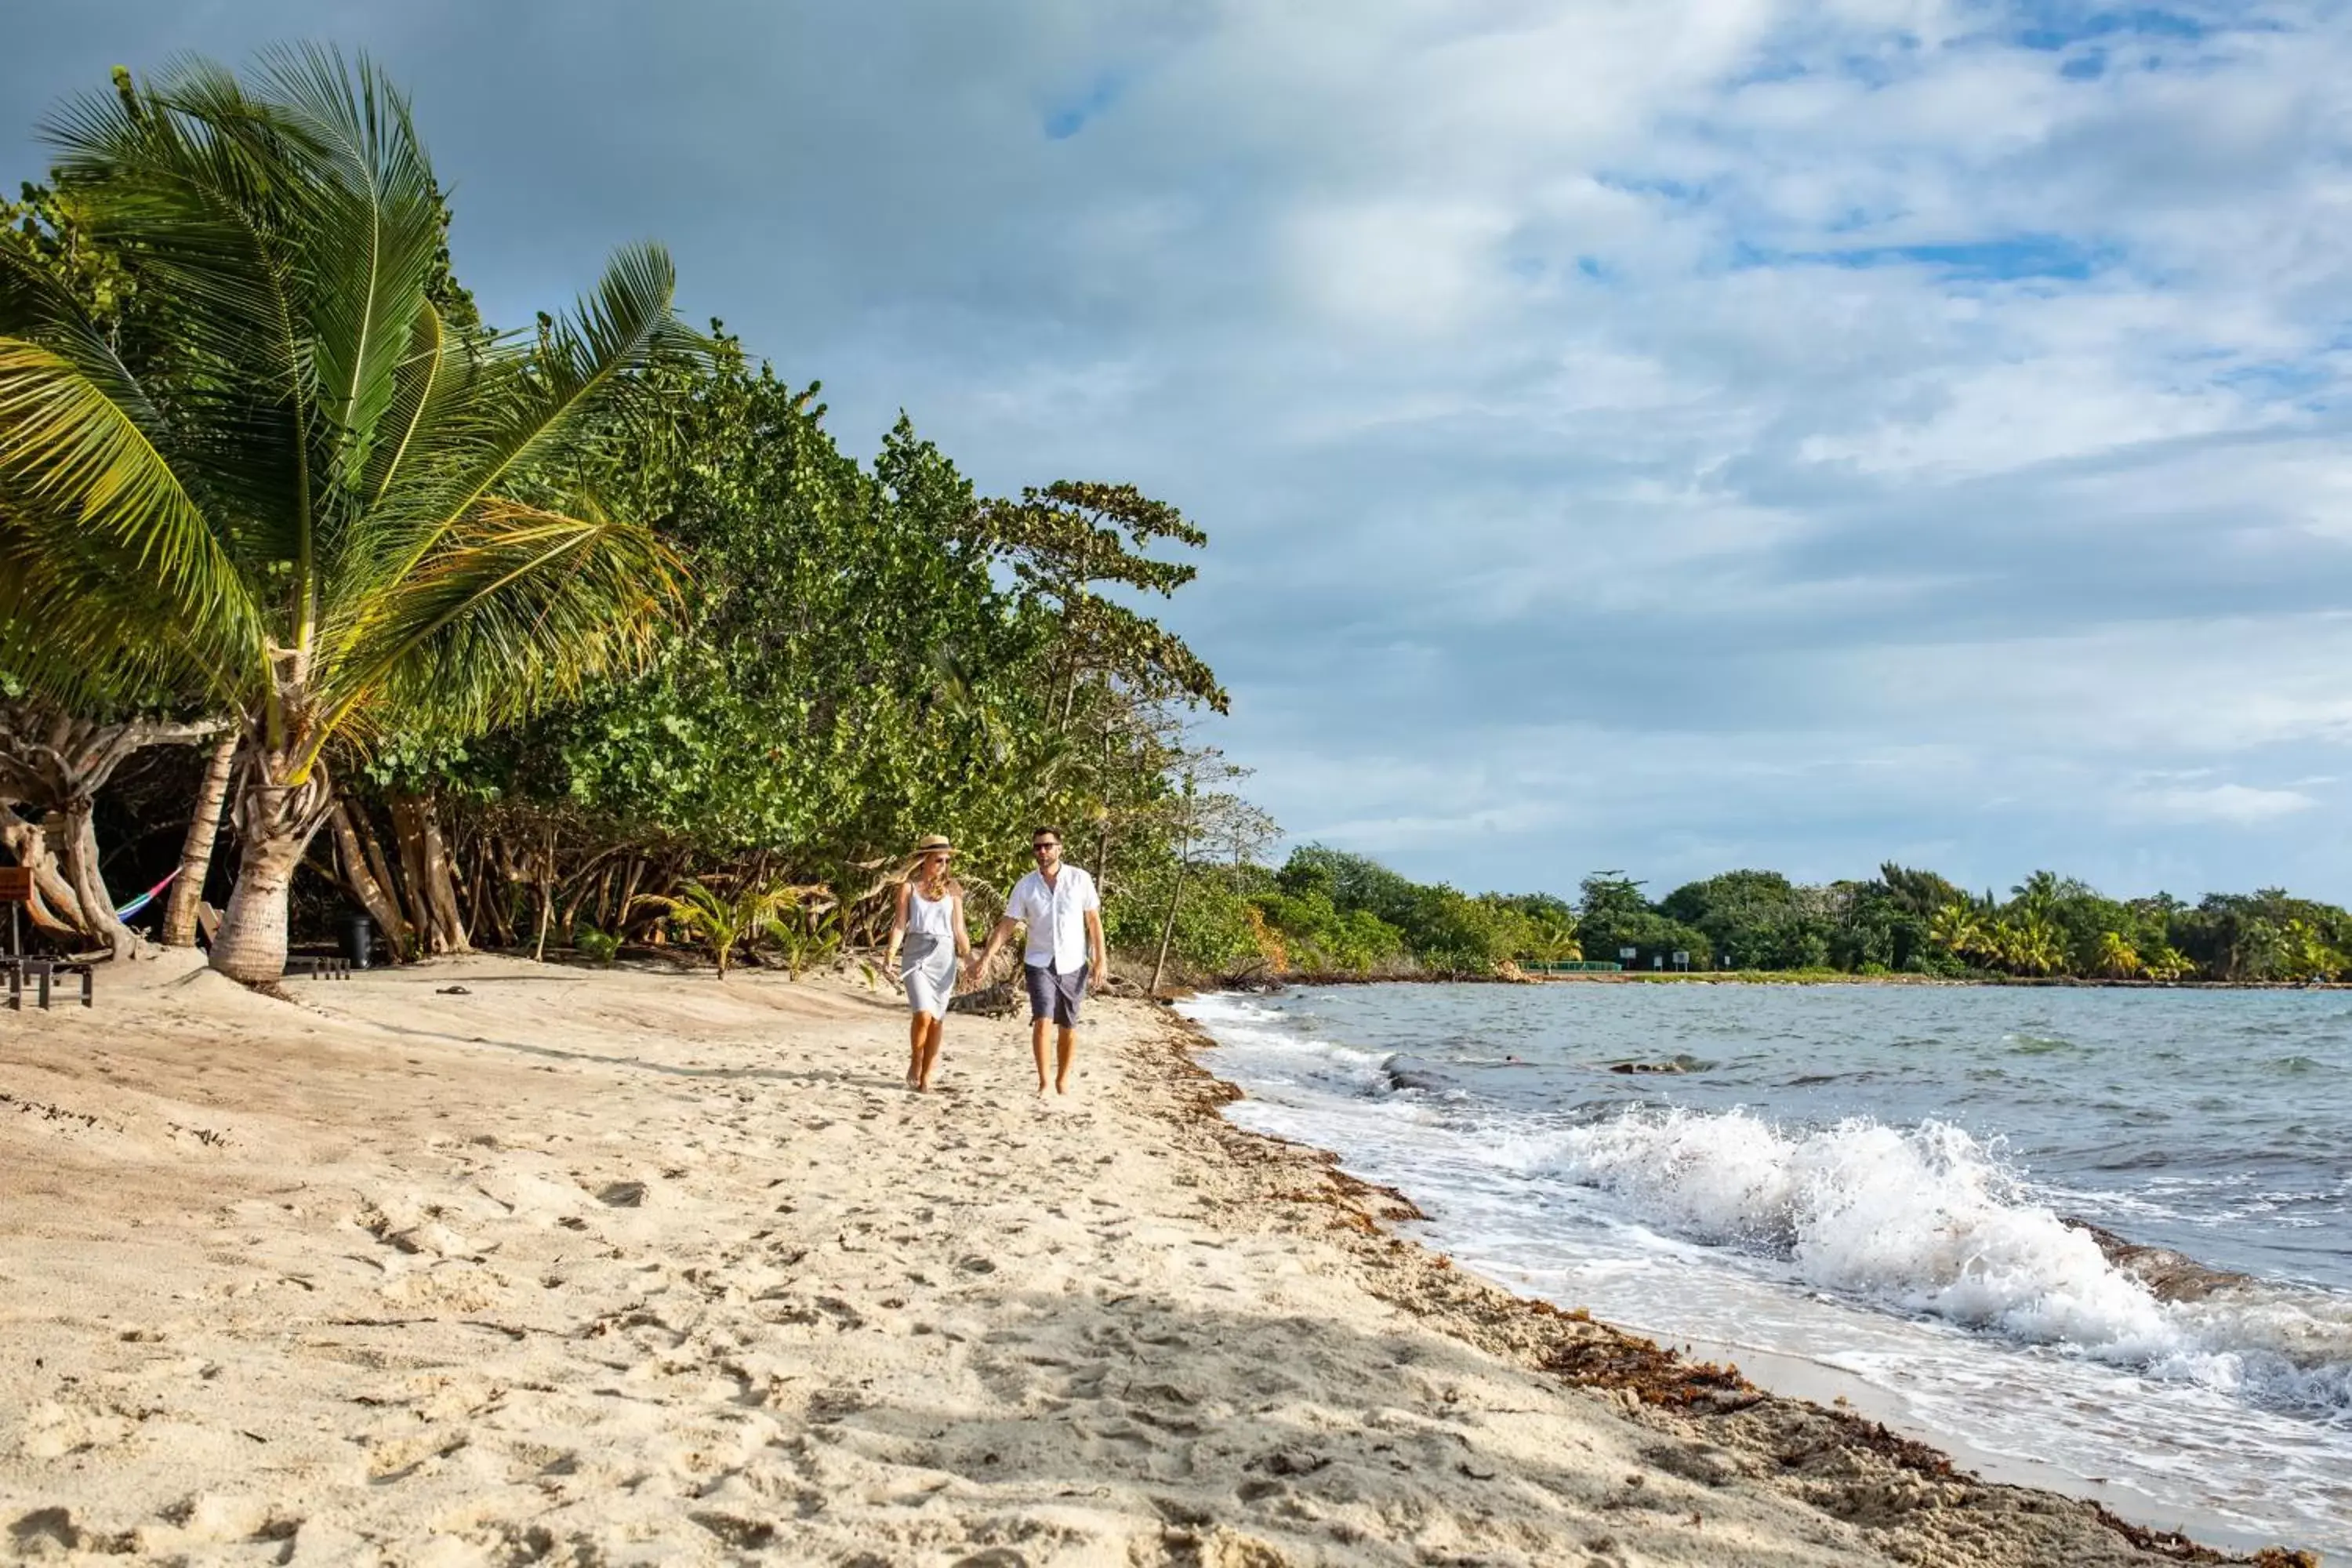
<box><xmin>1154</xmin><ymin>1005</ymin><xmax>2318</xmax><ymax>1567</ymax></box>
<box><xmin>0</xmin><ymin>955</ymin><xmax>2317</xmax><ymax>1564</ymax></box>
<box><xmin>1230</xmin><ymin>970</ymin><xmax>2349</xmax><ymax>991</ymax></box>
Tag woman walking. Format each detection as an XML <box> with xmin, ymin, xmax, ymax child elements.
<box><xmin>884</xmin><ymin>835</ymin><xmax>971</xmax><ymax>1091</ymax></box>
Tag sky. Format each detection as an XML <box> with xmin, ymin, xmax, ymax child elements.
<box><xmin>7</xmin><ymin>0</ymin><xmax>2350</xmax><ymax>902</ymax></box>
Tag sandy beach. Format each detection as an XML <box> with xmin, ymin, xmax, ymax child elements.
<box><xmin>0</xmin><ymin>956</ymin><xmax>2309</xmax><ymax>1566</ymax></box>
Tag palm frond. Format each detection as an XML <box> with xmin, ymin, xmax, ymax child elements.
<box><xmin>0</xmin><ymin>252</ymin><xmax>252</xmax><ymax>637</ymax></box>
<box><xmin>255</xmin><ymin>44</ymin><xmax>442</xmax><ymax>500</ymax></box>
<box><xmin>0</xmin><ymin>497</ymin><xmax>247</xmax><ymax>715</ymax></box>
<box><xmin>389</xmin><ymin>242</ymin><xmax>706</xmax><ymax>564</ymax></box>
<box><xmin>364</xmin><ymin>297</ymin><xmax>466</xmax><ymax>504</ymax></box>
<box><xmin>317</xmin><ymin>493</ymin><xmax>679</xmax><ymax>753</ymax></box>
<box><xmin>42</xmin><ymin>57</ymin><xmax>317</xmax><ymax>577</ymax></box>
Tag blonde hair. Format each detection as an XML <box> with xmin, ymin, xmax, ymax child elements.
<box><xmin>909</xmin><ymin>858</ymin><xmax>959</xmax><ymax>902</ymax></box>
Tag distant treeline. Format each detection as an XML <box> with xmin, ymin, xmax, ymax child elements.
<box><xmin>1131</xmin><ymin>848</ymin><xmax>2352</xmax><ymax>985</ymax></box>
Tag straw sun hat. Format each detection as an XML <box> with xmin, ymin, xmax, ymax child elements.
<box><xmin>911</xmin><ymin>834</ymin><xmax>956</xmax><ymax>858</ymax></box>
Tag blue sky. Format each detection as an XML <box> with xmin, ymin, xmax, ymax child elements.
<box><xmin>7</xmin><ymin>0</ymin><xmax>2350</xmax><ymax>902</ymax></box>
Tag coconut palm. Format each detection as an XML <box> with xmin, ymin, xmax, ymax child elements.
<box><xmin>1928</xmin><ymin>900</ymin><xmax>1987</xmax><ymax>965</ymax></box>
<box><xmin>0</xmin><ymin>49</ymin><xmax>695</xmax><ymax>980</ymax></box>
<box><xmin>2092</xmin><ymin>930</ymin><xmax>2142</xmax><ymax>980</ymax></box>
<box><xmin>2008</xmin><ymin>912</ymin><xmax>2065</xmax><ymax>977</ymax></box>
<box><xmin>636</xmin><ymin>880</ymin><xmax>771</xmax><ymax>981</ymax></box>
<box><xmin>636</xmin><ymin>877</ymin><xmax>826</xmax><ymax>979</ymax></box>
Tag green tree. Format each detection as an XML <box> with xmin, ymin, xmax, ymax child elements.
<box><xmin>1574</xmin><ymin>871</ymin><xmax>1710</xmax><ymax>970</ymax></box>
<box><xmin>1660</xmin><ymin>869</ymin><xmax>1829</xmax><ymax>970</ymax></box>
<box><xmin>0</xmin><ymin>49</ymin><xmax>695</xmax><ymax>979</ymax></box>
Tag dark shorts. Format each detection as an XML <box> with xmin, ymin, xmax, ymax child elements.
<box><xmin>1024</xmin><ymin>962</ymin><xmax>1087</xmax><ymax>1027</ymax></box>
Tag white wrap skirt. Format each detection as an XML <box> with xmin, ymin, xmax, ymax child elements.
<box><xmin>901</xmin><ymin>932</ymin><xmax>956</xmax><ymax>1018</ymax></box>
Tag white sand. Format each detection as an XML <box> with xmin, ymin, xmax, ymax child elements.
<box><xmin>0</xmin><ymin>954</ymin><xmax>2291</xmax><ymax>1566</ymax></box>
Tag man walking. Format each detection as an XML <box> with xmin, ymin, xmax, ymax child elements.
<box><xmin>971</xmin><ymin>826</ymin><xmax>1106</xmax><ymax>1094</ymax></box>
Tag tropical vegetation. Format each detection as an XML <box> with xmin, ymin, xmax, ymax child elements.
<box><xmin>1</xmin><ymin>48</ymin><xmax>1248</xmax><ymax>985</ymax></box>
<box><xmin>2</xmin><ymin>50</ymin><xmax>688</xmax><ymax>979</ymax></box>
<box><xmin>1205</xmin><ymin>852</ymin><xmax>2350</xmax><ymax>984</ymax></box>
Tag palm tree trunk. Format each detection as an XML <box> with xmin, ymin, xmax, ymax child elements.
<box><xmin>54</xmin><ymin>798</ymin><xmax>138</xmax><ymax>961</ymax></box>
<box><xmin>211</xmin><ymin>828</ymin><xmax>308</xmax><ymax>983</ymax></box>
<box><xmin>162</xmin><ymin>731</ymin><xmax>238</xmax><ymax>947</ymax></box>
<box><xmin>211</xmin><ymin>762</ymin><xmax>333</xmax><ymax>985</ymax></box>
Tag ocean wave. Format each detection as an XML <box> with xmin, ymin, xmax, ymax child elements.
<box><xmin>1530</xmin><ymin>1106</ymin><xmax>2352</xmax><ymax>1416</ymax></box>
<box><xmin>1180</xmin><ymin>994</ymin><xmax>1396</xmax><ymax>1094</ymax></box>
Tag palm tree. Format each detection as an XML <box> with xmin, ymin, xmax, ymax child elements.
<box><xmin>0</xmin><ymin>49</ymin><xmax>694</xmax><ymax>980</ymax></box>
<box><xmin>637</xmin><ymin>877</ymin><xmax>815</xmax><ymax>980</ymax></box>
<box><xmin>1928</xmin><ymin>900</ymin><xmax>1987</xmax><ymax>964</ymax></box>
<box><xmin>2092</xmin><ymin>930</ymin><xmax>2142</xmax><ymax>979</ymax></box>
<box><xmin>2010</xmin><ymin>912</ymin><xmax>2065</xmax><ymax>977</ymax></box>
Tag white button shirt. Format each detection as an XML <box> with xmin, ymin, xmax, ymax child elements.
<box><xmin>1006</xmin><ymin>864</ymin><xmax>1100</xmax><ymax>972</ymax></box>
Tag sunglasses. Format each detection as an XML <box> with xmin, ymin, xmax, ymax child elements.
<box><xmin>1033</xmin><ymin>842</ymin><xmax>1060</xmax><ymax>855</ymax></box>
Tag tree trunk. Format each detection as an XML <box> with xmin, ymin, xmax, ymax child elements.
<box><xmin>352</xmin><ymin>804</ymin><xmax>409</xmax><ymax>959</ymax></box>
<box><xmin>465</xmin><ymin>840</ymin><xmax>500</xmax><ymax>946</ymax></box>
<box><xmin>53</xmin><ymin>798</ymin><xmax>138</xmax><ymax>961</ymax></box>
<box><xmin>327</xmin><ymin>798</ymin><xmax>411</xmax><ymax>960</ymax></box>
<box><xmin>416</xmin><ymin>796</ymin><xmax>470</xmax><ymax>953</ymax></box>
<box><xmin>1147</xmin><ymin>860</ymin><xmax>1189</xmax><ymax>999</ymax></box>
<box><xmin>477</xmin><ymin>836</ymin><xmax>516</xmax><ymax>947</ymax></box>
<box><xmin>162</xmin><ymin>731</ymin><xmax>239</xmax><ymax>947</ymax></box>
<box><xmin>388</xmin><ymin>796</ymin><xmax>437</xmax><ymax>949</ymax></box>
<box><xmin>0</xmin><ymin>804</ymin><xmax>87</xmax><ymax>935</ymax></box>
<box><xmin>210</xmin><ymin>760</ymin><xmax>333</xmax><ymax>985</ymax></box>
<box><xmin>530</xmin><ymin>824</ymin><xmax>557</xmax><ymax>962</ymax></box>
<box><xmin>615</xmin><ymin>857</ymin><xmax>645</xmax><ymax>946</ymax></box>
<box><xmin>211</xmin><ymin>828</ymin><xmax>307</xmax><ymax>984</ymax></box>
<box><xmin>2</xmin><ymin>700</ymin><xmax>225</xmax><ymax>953</ymax></box>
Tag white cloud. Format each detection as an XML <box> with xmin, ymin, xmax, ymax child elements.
<box><xmin>14</xmin><ymin>0</ymin><xmax>2347</xmax><ymax>897</ymax></box>
<box><xmin>2125</xmin><ymin>783</ymin><xmax>2321</xmax><ymax>826</ymax></box>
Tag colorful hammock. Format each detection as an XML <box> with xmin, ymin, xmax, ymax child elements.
<box><xmin>114</xmin><ymin>866</ymin><xmax>180</xmax><ymax>922</ymax></box>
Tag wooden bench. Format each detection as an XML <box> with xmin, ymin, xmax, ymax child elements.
<box><xmin>5</xmin><ymin>956</ymin><xmax>94</xmax><ymax>1010</ymax></box>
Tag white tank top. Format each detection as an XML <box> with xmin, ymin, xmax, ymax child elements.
<box><xmin>906</xmin><ymin>884</ymin><xmax>956</xmax><ymax>937</ymax></box>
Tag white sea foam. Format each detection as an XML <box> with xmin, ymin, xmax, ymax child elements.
<box><xmin>1181</xmin><ymin>993</ymin><xmax>1396</xmax><ymax>1094</ymax></box>
<box><xmin>1533</xmin><ymin>1107</ymin><xmax>2352</xmax><ymax>1414</ymax></box>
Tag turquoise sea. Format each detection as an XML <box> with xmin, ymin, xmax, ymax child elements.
<box><xmin>1179</xmin><ymin>982</ymin><xmax>2352</xmax><ymax>1556</ymax></box>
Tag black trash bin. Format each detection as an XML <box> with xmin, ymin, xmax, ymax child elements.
<box><xmin>342</xmin><ymin>911</ymin><xmax>375</xmax><ymax>970</ymax></box>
